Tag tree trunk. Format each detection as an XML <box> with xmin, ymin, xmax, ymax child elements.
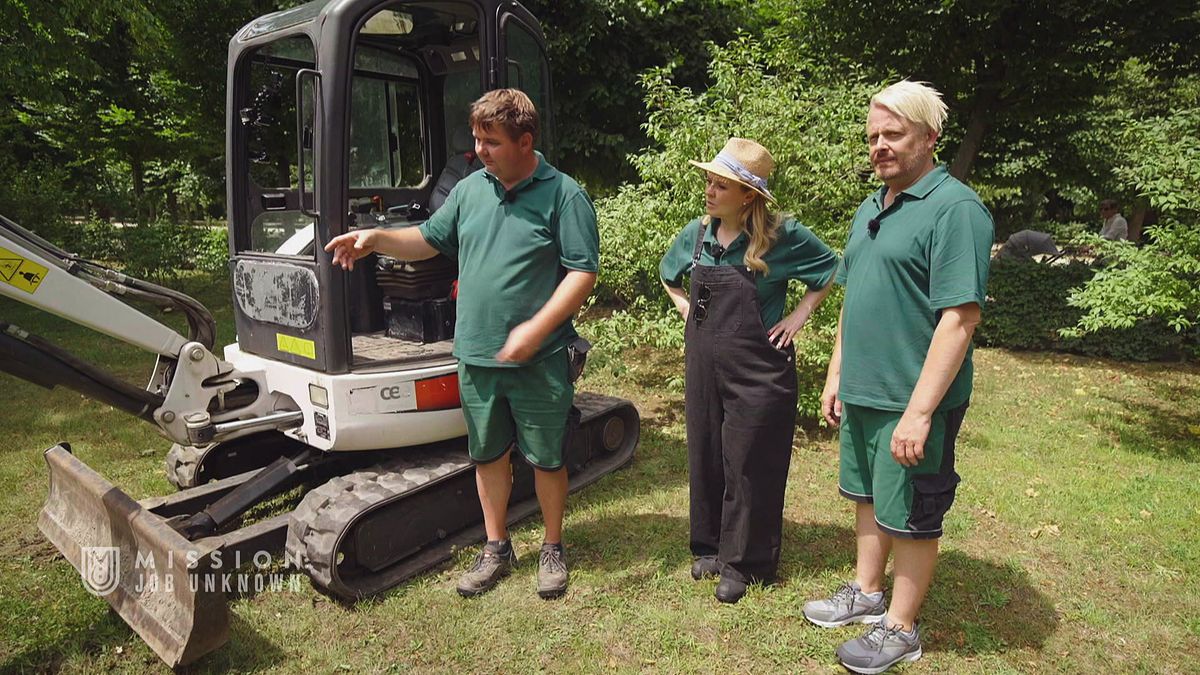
<box><xmin>131</xmin><ymin>154</ymin><xmax>145</xmax><ymax>225</ymax></box>
<box><xmin>950</xmin><ymin>82</ymin><xmax>1002</xmax><ymax>182</ymax></box>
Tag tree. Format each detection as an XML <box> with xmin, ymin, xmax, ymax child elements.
<box><xmin>1066</xmin><ymin>74</ymin><xmax>1200</xmax><ymax>344</ymax></box>
<box><xmin>797</xmin><ymin>0</ymin><xmax>1200</xmax><ymax>183</ymax></box>
<box><xmin>523</xmin><ymin>0</ymin><xmax>758</xmax><ymax>190</ymax></box>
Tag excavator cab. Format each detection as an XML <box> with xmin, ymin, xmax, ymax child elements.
<box><xmin>227</xmin><ymin>0</ymin><xmax>554</xmax><ymax>374</ymax></box>
<box><xmin>3</xmin><ymin>0</ymin><xmax>640</xmax><ymax>667</ymax></box>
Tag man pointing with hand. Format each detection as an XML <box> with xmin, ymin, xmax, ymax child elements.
<box><xmin>326</xmin><ymin>89</ymin><xmax>598</xmax><ymax>600</ymax></box>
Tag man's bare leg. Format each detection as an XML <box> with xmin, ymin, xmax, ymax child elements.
<box><xmin>854</xmin><ymin>502</ymin><xmax>892</xmax><ymax>594</ymax></box>
<box><xmin>886</xmin><ymin>537</ymin><xmax>939</xmax><ymax>630</ymax></box>
<box><xmin>475</xmin><ymin>448</ymin><xmax>513</xmax><ymax>541</ymax></box>
<box><xmin>534</xmin><ymin>466</ymin><xmax>568</xmax><ymax>544</ymax></box>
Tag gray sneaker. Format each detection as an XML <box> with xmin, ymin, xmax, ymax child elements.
<box><xmin>456</xmin><ymin>544</ymin><xmax>516</xmax><ymax>597</ymax></box>
<box><xmin>536</xmin><ymin>543</ymin><xmax>569</xmax><ymax>599</ymax></box>
<box><xmin>802</xmin><ymin>582</ymin><xmax>887</xmax><ymax>628</ymax></box>
<box><xmin>836</xmin><ymin>621</ymin><xmax>922</xmax><ymax>674</ymax></box>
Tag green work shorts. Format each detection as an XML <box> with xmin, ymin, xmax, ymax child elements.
<box><xmin>837</xmin><ymin>402</ymin><xmax>968</xmax><ymax>539</ymax></box>
<box><xmin>457</xmin><ymin>349</ymin><xmax>574</xmax><ymax>471</ymax></box>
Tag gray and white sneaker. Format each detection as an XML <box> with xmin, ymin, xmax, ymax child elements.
<box><xmin>802</xmin><ymin>582</ymin><xmax>887</xmax><ymax>628</ymax></box>
<box><xmin>836</xmin><ymin>621</ymin><xmax>922</xmax><ymax>674</ymax></box>
<box><xmin>536</xmin><ymin>543</ymin><xmax>568</xmax><ymax>599</ymax></box>
<box><xmin>456</xmin><ymin>544</ymin><xmax>516</xmax><ymax>597</ymax></box>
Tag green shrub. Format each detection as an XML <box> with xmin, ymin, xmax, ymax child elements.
<box><xmin>979</xmin><ymin>257</ymin><xmax>1197</xmax><ymax>361</ymax></box>
<box><xmin>119</xmin><ymin>221</ymin><xmax>228</xmax><ymax>281</ymax></box>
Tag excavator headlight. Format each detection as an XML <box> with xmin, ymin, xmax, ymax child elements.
<box><xmin>308</xmin><ymin>384</ymin><xmax>329</xmax><ymax>409</ymax></box>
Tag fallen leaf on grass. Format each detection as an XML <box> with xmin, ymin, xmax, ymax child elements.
<box><xmin>1074</xmin><ymin>388</ymin><xmax>1087</xmax><ymax>396</ymax></box>
<box><xmin>1188</xmin><ymin>425</ymin><xmax>1200</xmax><ymax>437</ymax></box>
<box><xmin>1025</xmin><ymin>488</ymin><xmax>1040</xmax><ymax>498</ymax></box>
<box><xmin>1139</xmin><ymin>509</ymin><xmax>1152</xmax><ymax>519</ymax></box>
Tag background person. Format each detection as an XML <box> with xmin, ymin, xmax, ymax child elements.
<box><xmin>1099</xmin><ymin>199</ymin><xmax>1128</xmax><ymax>241</ymax></box>
<box><xmin>660</xmin><ymin>138</ymin><xmax>838</xmax><ymax>604</ymax></box>
<box><xmin>803</xmin><ymin>81</ymin><xmax>993</xmax><ymax>674</ymax></box>
<box><xmin>326</xmin><ymin>89</ymin><xmax>598</xmax><ymax>600</ymax></box>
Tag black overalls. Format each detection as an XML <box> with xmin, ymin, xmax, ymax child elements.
<box><xmin>684</xmin><ymin>224</ymin><xmax>798</xmax><ymax>584</ymax></box>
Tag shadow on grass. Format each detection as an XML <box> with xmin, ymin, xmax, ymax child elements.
<box><xmin>183</xmin><ymin>612</ymin><xmax>290</xmax><ymax>674</ymax></box>
<box><xmin>0</xmin><ymin>594</ymin><xmax>286</xmax><ymax>673</ymax></box>
<box><xmin>1000</xmin><ymin>350</ymin><xmax>1200</xmax><ymax>462</ymax></box>
<box><xmin>923</xmin><ymin>550</ymin><xmax>1058</xmax><ymax>656</ymax></box>
<box><xmin>1093</xmin><ymin>380</ymin><xmax>1200</xmax><ymax>462</ymax></box>
<box><xmin>566</xmin><ymin>511</ymin><xmax>856</xmax><ymax>579</ymax></box>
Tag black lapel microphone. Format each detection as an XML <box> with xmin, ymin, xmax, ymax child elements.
<box><xmin>868</xmin><ymin>218</ymin><xmax>881</xmax><ymax>235</ymax></box>
<box><xmin>502</xmin><ymin>190</ymin><xmax>518</xmax><ymax>204</ymax></box>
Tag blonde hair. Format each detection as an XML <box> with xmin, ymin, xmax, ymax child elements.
<box><xmin>469</xmin><ymin>88</ymin><xmax>539</xmax><ymax>142</ymax></box>
<box><xmin>702</xmin><ymin>180</ymin><xmax>782</xmax><ymax>276</ymax></box>
<box><xmin>870</xmin><ymin>80</ymin><xmax>948</xmax><ymax>134</ymax></box>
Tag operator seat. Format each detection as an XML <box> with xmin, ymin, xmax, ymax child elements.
<box><xmin>429</xmin><ymin>126</ymin><xmax>482</xmax><ymax>213</ymax></box>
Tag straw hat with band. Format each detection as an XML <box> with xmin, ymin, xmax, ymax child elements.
<box><xmin>688</xmin><ymin>137</ymin><xmax>777</xmax><ymax>204</ymax></box>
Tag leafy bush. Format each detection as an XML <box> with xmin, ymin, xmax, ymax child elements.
<box><xmin>587</xmin><ymin>36</ymin><xmax>881</xmax><ymax>418</ymax></box>
<box><xmin>1067</xmin><ymin>74</ymin><xmax>1200</xmax><ymax>337</ymax></box>
<box><xmin>595</xmin><ymin>38</ymin><xmax>878</xmax><ymax>307</ymax></box>
<box><xmin>979</xmin><ymin>257</ymin><xmax>1197</xmax><ymax>361</ymax></box>
<box><xmin>119</xmin><ymin>221</ymin><xmax>228</xmax><ymax>281</ymax></box>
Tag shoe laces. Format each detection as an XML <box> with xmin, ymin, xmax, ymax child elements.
<box><xmin>861</xmin><ymin>622</ymin><xmax>903</xmax><ymax>652</ymax></box>
<box><xmin>831</xmin><ymin>582</ymin><xmax>859</xmax><ymax>607</ymax></box>
<box><xmin>470</xmin><ymin>548</ymin><xmax>505</xmax><ymax>572</ymax></box>
<box><xmin>539</xmin><ymin>546</ymin><xmax>566</xmax><ymax>574</ymax></box>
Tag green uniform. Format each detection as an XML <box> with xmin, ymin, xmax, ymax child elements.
<box><xmin>420</xmin><ymin>152</ymin><xmax>599</xmax><ymax>368</ymax></box>
<box><xmin>419</xmin><ymin>153</ymin><xmax>598</xmax><ymax>468</ymax></box>
<box><xmin>835</xmin><ymin>165</ymin><xmax>993</xmax><ymax>538</ymax></box>
<box><xmin>835</xmin><ymin>165</ymin><xmax>993</xmax><ymax>412</ymax></box>
<box><xmin>659</xmin><ymin>216</ymin><xmax>839</xmax><ymax>328</ymax></box>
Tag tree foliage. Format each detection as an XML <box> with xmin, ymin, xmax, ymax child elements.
<box><xmin>522</xmin><ymin>0</ymin><xmax>756</xmax><ymax>190</ymax></box>
<box><xmin>1066</xmin><ymin>74</ymin><xmax>1200</xmax><ymax>336</ymax></box>
<box><xmin>588</xmin><ymin>34</ymin><xmax>882</xmax><ymax>411</ymax></box>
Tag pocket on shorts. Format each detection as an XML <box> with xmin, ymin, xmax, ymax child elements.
<box><xmin>907</xmin><ymin>471</ymin><xmax>961</xmax><ymax>533</ymax></box>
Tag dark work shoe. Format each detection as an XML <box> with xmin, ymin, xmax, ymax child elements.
<box><xmin>802</xmin><ymin>581</ymin><xmax>887</xmax><ymax>628</ymax></box>
<box><xmin>536</xmin><ymin>543</ymin><xmax>569</xmax><ymax>599</ymax></box>
<box><xmin>456</xmin><ymin>543</ymin><xmax>516</xmax><ymax>597</ymax></box>
<box><xmin>690</xmin><ymin>556</ymin><xmax>720</xmax><ymax>581</ymax></box>
<box><xmin>837</xmin><ymin>621</ymin><xmax>922</xmax><ymax>674</ymax></box>
<box><xmin>714</xmin><ymin>576</ymin><xmax>747</xmax><ymax>603</ymax></box>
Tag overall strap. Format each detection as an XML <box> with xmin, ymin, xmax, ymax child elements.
<box><xmin>689</xmin><ymin>219</ymin><xmax>710</xmax><ymax>268</ymax></box>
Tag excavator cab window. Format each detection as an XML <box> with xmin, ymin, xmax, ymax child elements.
<box><xmin>348</xmin><ymin>48</ymin><xmax>425</xmax><ymax>190</ymax></box>
<box><xmin>239</xmin><ymin>35</ymin><xmax>318</xmax><ymax>257</ymax></box>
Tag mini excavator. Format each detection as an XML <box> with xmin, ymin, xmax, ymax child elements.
<box><xmin>0</xmin><ymin>0</ymin><xmax>638</xmax><ymax>666</ymax></box>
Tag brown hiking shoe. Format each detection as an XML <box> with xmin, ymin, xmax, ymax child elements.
<box><xmin>456</xmin><ymin>544</ymin><xmax>516</xmax><ymax>597</ymax></box>
<box><xmin>536</xmin><ymin>543</ymin><xmax>568</xmax><ymax>599</ymax></box>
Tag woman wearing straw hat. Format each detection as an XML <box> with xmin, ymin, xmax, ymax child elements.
<box><xmin>659</xmin><ymin>137</ymin><xmax>838</xmax><ymax>603</ymax></box>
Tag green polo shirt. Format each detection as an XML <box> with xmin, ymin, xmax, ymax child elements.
<box><xmin>835</xmin><ymin>165</ymin><xmax>994</xmax><ymax>412</ymax></box>
<box><xmin>659</xmin><ymin>216</ymin><xmax>839</xmax><ymax>328</ymax></box>
<box><xmin>418</xmin><ymin>152</ymin><xmax>599</xmax><ymax>367</ymax></box>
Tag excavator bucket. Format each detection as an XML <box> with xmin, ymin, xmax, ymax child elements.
<box><xmin>37</xmin><ymin>444</ymin><xmax>230</xmax><ymax>667</ymax></box>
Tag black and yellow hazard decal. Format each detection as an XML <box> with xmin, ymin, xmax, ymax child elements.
<box><xmin>277</xmin><ymin>333</ymin><xmax>316</xmax><ymax>359</ymax></box>
<box><xmin>0</xmin><ymin>246</ymin><xmax>49</xmax><ymax>294</ymax></box>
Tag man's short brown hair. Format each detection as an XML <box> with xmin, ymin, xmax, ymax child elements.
<box><xmin>469</xmin><ymin>88</ymin><xmax>539</xmax><ymax>142</ymax></box>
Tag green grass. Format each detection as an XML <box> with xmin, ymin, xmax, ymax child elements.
<box><xmin>2</xmin><ymin>280</ymin><xmax>1199</xmax><ymax>673</ymax></box>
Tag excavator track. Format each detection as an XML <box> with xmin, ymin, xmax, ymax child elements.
<box><xmin>286</xmin><ymin>392</ymin><xmax>639</xmax><ymax>600</ymax></box>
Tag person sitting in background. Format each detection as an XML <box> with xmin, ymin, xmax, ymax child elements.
<box><xmin>1099</xmin><ymin>199</ymin><xmax>1128</xmax><ymax>241</ymax></box>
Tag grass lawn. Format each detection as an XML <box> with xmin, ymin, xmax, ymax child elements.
<box><xmin>1</xmin><ymin>280</ymin><xmax>1198</xmax><ymax>673</ymax></box>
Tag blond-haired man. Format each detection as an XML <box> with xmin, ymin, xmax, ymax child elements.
<box><xmin>804</xmin><ymin>81</ymin><xmax>994</xmax><ymax>673</ymax></box>
<box><xmin>326</xmin><ymin>89</ymin><xmax>598</xmax><ymax>599</ymax></box>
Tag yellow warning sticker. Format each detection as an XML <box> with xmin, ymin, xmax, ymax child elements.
<box><xmin>277</xmin><ymin>333</ymin><xmax>316</xmax><ymax>359</ymax></box>
<box><xmin>0</xmin><ymin>246</ymin><xmax>49</xmax><ymax>294</ymax></box>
